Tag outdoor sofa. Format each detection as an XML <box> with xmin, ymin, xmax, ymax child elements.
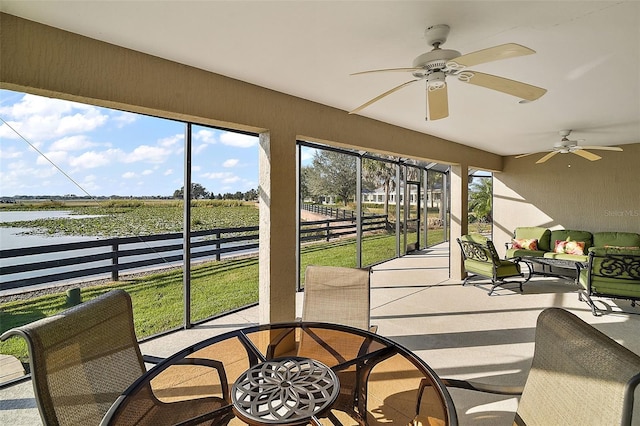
<box><xmin>505</xmin><ymin>227</ymin><xmax>640</xmax><ymax>315</ymax></box>
<box><xmin>505</xmin><ymin>227</ymin><xmax>640</xmax><ymax>262</ymax></box>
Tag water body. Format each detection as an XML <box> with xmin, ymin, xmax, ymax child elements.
<box><xmin>0</xmin><ymin>211</ymin><xmax>257</xmax><ymax>296</ymax></box>
<box><xmin>0</xmin><ymin>211</ymin><xmax>103</xmax><ymax>250</ymax></box>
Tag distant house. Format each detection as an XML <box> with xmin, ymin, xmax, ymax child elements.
<box><xmin>361</xmin><ymin>186</ymin><xmax>442</xmax><ymax>208</ymax></box>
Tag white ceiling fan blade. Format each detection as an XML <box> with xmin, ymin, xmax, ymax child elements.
<box><xmin>447</xmin><ymin>43</ymin><xmax>535</xmax><ymax>69</ymax></box>
<box><xmin>515</xmin><ymin>152</ymin><xmax>546</xmax><ymax>158</ymax></box>
<box><xmin>536</xmin><ymin>151</ymin><xmax>558</xmax><ymax>164</ymax></box>
<box><xmin>458</xmin><ymin>71</ymin><xmax>547</xmax><ymax>101</ymax></box>
<box><xmin>427</xmin><ymin>83</ymin><xmax>449</xmax><ymax>120</ymax></box>
<box><xmin>349</xmin><ymin>79</ymin><xmax>420</xmax><ymax>114</ymax></box>
<box><xmin>579</xmin><ymin>145</ymin><xmax>624</xmax><ymax>152</ymax></box>
<box><xmin>573</xmin><ymin>149</ymin><xmax>602</xmax><ymax>161</ymax></box>
<box><xmin>351</xmin><ymin>67</ymin><xmax>423</xmax><ymax>76</ymax></box>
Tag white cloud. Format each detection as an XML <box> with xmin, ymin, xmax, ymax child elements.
<box><xmin>0</xmin><ymin>146</ymin><xmax>22</xmax><ymax>160</ymax></box>
<box><xmin>80</xmin><ymin>175</ymin><xmax>100</xmax><ymax>192</ymax></box>
<box><xmin>222</xmin><ymin>175</ymin><xmax>241</xmax><ymax>184</ymax></box>
<box><xmin>142</xmin><ymin>169</ymin><xmax>153</xmax><ymax>176</ymax></box>
<box><xmin>68</xmin><ymin>149</ymin><xmax>121</xmax><ymax>169</ymax></box>
<box><xmin>36</xmin><ymin>151</ymin><xmax>68</xmax><ymax>166</ymax></box>
<box><xmin>57</xmin><ymin>110</ymin><xmax>108</xmax><ymax>135</ymax></box>
<box><xmin>194</xmin><ymin>129</ymin><xmax>216</xmax><ymax>144</ymax></box>
<box><xmin>192</xmin><ymin>165</ymin><xmax>201</xmax><ymax>172</ymax></box>
<box><xmin>0</xmin><ymin>94</ymin><xmax>108</xmax><ymax>142</ymax></box>
<box><xmin>222</xmin><ymin>158</ymin><xmax>239</xmax><ymax>168</ymax></box>
<box><xmin>112</xmin><ymin>111</ymin><xmax>137</xmax><ymax>128</ymax></box>
<box><xmin>158</xmin><ymin>134</ymin><xmax>183</xmax><ymax>147</ymax></box>
<box><xmin>199</xmin><ymin>171</ymin><xmax>242</xmax><ymax>185</ymax></box>
<box><xmin>220</xmin><ymin>132</ymin><xmax>257</xmax><ymax>148</ymax></box>
<box><xmin>122</xmin><ymin>171</ymin><xmax>137</xmax><ymax>179</ymax></box>
<box><xmin>0</xmin><ymin>160</ymin><xmax>59</xmax><ymax>193</ymax></box>
<box><xmin>124</xmin><ymin>145</ymin><xmax>172</xmax><ymax>164</ymax></box>
<box><xmin>49</xmin><ymin>135</ymin><xmax>97</xmax><ymax>151</ymax></box>
<box><xmin>200</xmin><ymin>171</ymin><xmax>234</xmax><ymax>180</ymax></box>
<box><xmin>163</xmin><ymin>169</ymin><xmax>174</xmax><ymax>176</ymax></box>
<box><xmin>194</xmin><ymin>143</ymin><xmax>208</xmax><ymax>154</ymax></box>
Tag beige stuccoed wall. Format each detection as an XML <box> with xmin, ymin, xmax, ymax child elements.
<box><xmin>493</xmin><ymin>143</ymin><xmax>640</xmax><ymax>256</ymax></box>
<box><xmin>1</xmin><ymin>13</ymin><xmax>503</xmax><ymax>322</ymax></box>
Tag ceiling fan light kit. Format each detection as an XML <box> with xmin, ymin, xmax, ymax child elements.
<box><xmin>350</xmin><ymin>24</ymin><xmax>547</xmax><ymax>120</ymax></box>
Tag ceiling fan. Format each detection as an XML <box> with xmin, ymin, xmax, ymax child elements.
<box><xmin>349</xmin><ymin>24</ymin><xmax>547</xmax><ymax>121</ymax></box>
<box><xmin>515</xmin><ymin>130</ymin><xmax>624</xmax><ymax>163</ymax></box>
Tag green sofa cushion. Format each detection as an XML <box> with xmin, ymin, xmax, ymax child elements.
<box><xmin>464</xmin><ymin>259</ymin><xmax>521</xmax><ymax>278</ymax></box>
<box><xmin>549</xmin><ymin>229</ymin><xmax>593</xmax><ymax>252</ymax></box>
<box><xmin>591</xmin><ymin>232</ymin><xmax>640</xmax><ymax>248</ymax></box>
<box><xmin>543</xmin><ymin>252</ymin><xmax>588</xmax><ymax>262</ymax></box>
<box><xmin>506</xmin><ymin>248</ymin><xmax>546</xmax><ymax>259</ymax></box>
<box><xmin>579</xmin><ymin>271</ymin><xmax>640</xmax><ymax>298</ymax></box>
<box><xmin>589</xmin><ymin>246</ymin><xmax>640</xmax><ymax>258</ymax></box>
<box><xmin>513</xmin><ymin>227</ymin><xmax>551</xmax><ymax>252</ymax></box>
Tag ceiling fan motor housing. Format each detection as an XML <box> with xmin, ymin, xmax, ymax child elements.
<box><xmin>412</xmin><ymin>49</ymin><xmax>461</xmax><ymax>76</ymax></box>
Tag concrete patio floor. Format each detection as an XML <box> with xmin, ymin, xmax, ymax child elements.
<box><xmin>2</xmin><ymin>243</ymin><xmax>639</xmax><ymax>425</ymax></box>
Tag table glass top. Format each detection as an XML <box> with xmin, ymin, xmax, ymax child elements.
<box><xmin>101</xmin><ymin>322</ymin><xmax>456</xmax><ymax>426</ymax></box>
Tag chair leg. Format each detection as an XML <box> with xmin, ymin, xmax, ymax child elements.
<box><xmin>578</xmin><ymin>289</ymin><xmax>600</xmax><ymax>316</ymax></box>
<box><xmin>488</xmin><ymin>281</ymin><xmax>500</xmax><ymax>296</ymax></box>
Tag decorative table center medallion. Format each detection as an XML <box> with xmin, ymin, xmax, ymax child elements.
<box><xmin>231</xmin><ymin>357</ymin><xmax>340</xmax><ymax>425</ymax></box>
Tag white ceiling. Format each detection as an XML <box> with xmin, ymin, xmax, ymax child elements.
<box><xmin>2</xmin><ymin>1</ymin><xmax>640</xmax><ymax>156</ymax></box>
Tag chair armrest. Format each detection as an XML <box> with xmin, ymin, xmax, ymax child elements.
<box><xmin>142</xmin><ymin>354</ymin><xmax>164</xmax><ymax>364</ymax></box>
<box><xmin>414</xmin><ymin>377</ymin><xmax>522</xmax><ymax>419</ymax></box>
<box><xmin>143</xmin><ymin>354</ymin><xmax>229</xmax><ymax>401</ymax></box>
<box><xmin>441</xmin><ymin>378</ymin><xmax>523</xmax><ymax>395</ymax></box>
<box><xmin>575</xmin><ymin>261</ymin><xmax>587</xmax><ymax>274</ymax></box>
<box><xmin>265</xmin><ymin>327</ymin><xmax>296</xmax><ymax>359</ymax></box>
<box><xmin>175</xmin><ymin>358</ymin><xmax>230</xmax><ymax>402</ymax></box>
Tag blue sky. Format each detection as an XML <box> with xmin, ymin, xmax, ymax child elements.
<box><xmin>0</xmin><ymin>89</ymin><xmax>266</xmax><ymax>197</ymax></box>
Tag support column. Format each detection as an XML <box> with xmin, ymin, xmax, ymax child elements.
<box><xmin>450</xmin><ymin>164</ymin><xmax>469</xmax><ymax>280</ymax></box>
<box><xmin>258</xmin><ymin>130</ymin><xmax>297</xmax><ymax>324</ymax></box>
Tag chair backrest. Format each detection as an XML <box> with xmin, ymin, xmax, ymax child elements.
<box><xmin>516</xmin><ymin>308</ymin><xmax>640</xmax><ymax>426</ymax></box>
<box><xmin>302</xmin><ymin>265</ymin><xmax>371</xmax><ymax>330</ymax></box>
<box><xmin>458</xmin><ymin>234</ymin><xmax>501</xmax><ymax>267</ymax></box>
<box><xmin>0</xmin><ymin>290</ymin><xmax>145</xmax><ymax>426</ymax></box>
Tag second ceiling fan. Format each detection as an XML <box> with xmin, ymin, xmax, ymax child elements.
<box><xmin>350</xmin><ymin>24</ymin><xmax>547</xmax><ymax>120</ymax></box>
<box><xmin>516</xmin><ymin>130</ymin><xmax>624</xmax><ymax>163</ymax></box>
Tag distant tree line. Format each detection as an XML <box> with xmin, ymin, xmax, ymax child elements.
<box><xmin>173</xmin><ymin>183</ymin><xmax>258</xmax><ymax>201</ymax></box>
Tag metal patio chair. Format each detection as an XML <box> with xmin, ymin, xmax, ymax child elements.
<box><xmin>412</xmin><ymin>307</ymin><xmax>640</xmax><ymax>425</ymax></box>
<box><xmin>1</xmin><ymin>289</ymin><xmax>229</xmax><ymax>426</ymax></box>
<box><xmin>302</xmin><ymin>265</ymin><xmax>376</xmax><ymax>332</ymax></box>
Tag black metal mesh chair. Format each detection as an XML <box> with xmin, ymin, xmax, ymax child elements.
<box><xmin>412</xmin><ymin>308</ymin><xmax>640</xmax><ymax>425</ymax></box>
<box><xmin>1</xmin><ymin>290</ymin><xmax>228</xmax><ymax>426</ymax></box>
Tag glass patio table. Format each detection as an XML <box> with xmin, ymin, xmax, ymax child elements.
<box><xmin>101</xmin><ymin>322</ymin><xmax>457</xmax><ymax>426</ymax></box>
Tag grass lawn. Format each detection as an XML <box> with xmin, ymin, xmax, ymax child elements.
<box><xmin>0</xmin><ymin>230</ymin><xmax>447</xmax><ymax>365</ymax></box>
